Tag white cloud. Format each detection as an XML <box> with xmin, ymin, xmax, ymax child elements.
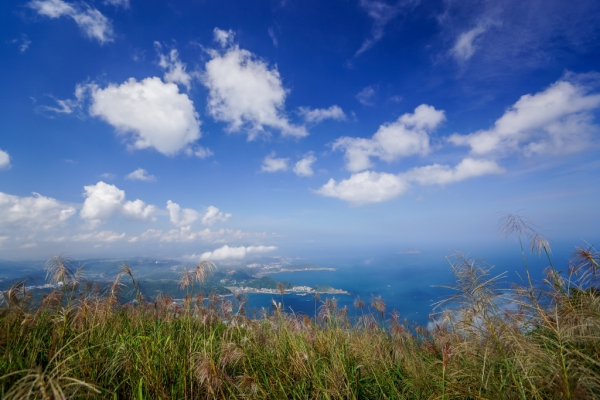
<box><xmin>202</xmin><ymin>30</ymin><xmax>307</xmax><ymax>139</ymax></box>
<box><xmin>80</xmin><ymin>181</ymin><xmax>124</xmax><ymax>222</ymax></box>
<box><xmin>333</xmin><ymin>104</ymin><xmax>446</xmax><ymax>172</ymax></box>
<box><xmin>89</xmin><ymin>77</ymin><xmax>202</xmax><ymax>155</ymax></box>
<box><xmin>316</xmin><ymin>158</ymin><xmax>503</xmax><ymax>205</ymax></box>
<box><xmin>355</xmin><ymin>0</ymin><xmax>417</xmax><ymax>56</ymax></box>
<box><xmin>213</xmin><ymin>28</ymin><xmax>235</xmax><ymax>48</ymax></box>
<box><xmin>166</xmin><ymin>200</ymin><xmax>200</xmax><ymax>226</ymax></box>
<box><xmin>155</xmin><ymin>44</ymin><xmax>192</xmax><ymax>90</ymax></box>
<box><xmin>200</xmin><ymin>244</ymin><xmax>277</xmax><ymax>261</ymax></box>
<box><xmin>184</xmin><ymin>146</ymin><xmax>214</xmax><ymax>159</ymax></box>
<box><xmin>449</xmin><ymin>75</ymin><xmax>600</xmax><ymax>156</ymax></box>
<box><xmin>133</xmin><ymin>227</ymin><xmax>259</xmax><ymax>244</ymax></box>
<box><xmin>202</xmin><ymin>206</ymin><xmax>232</xmax><ymax>226</ymax></box>
<box><xmin>451</xmin><ymin>24</ymin><xmax>487</xmax><ymax>61</ymax></box>
<box><xmin>438</xmin><ymin>0</ymin><xmax>600</xmax><ymax>73</ymax></box>
<box><xmin>80</xmin><ymin>181</ymin><xmax>157</xmax><ymax>227</ymax></box>
<box><xmin>191</xmin><ymin>146</ymin><xmax>213</xmax><ymax>159</ymax></box>
<box><xmin>72</xmin><ymin>230</ymin><xmax>126</xmax><ymax>242</ymax></box>
<box><xmin>294</xmin><ymin>153</ymin><xmax>317</xmax><ymax>177</ymax></box>
<box><xmin>122</xmin><ymin>199</ymin><xmax>157</xmax><ymax>222</ymax></box>
<box><xmin>299</xmin><ymin>105</ymin><xmax>346</xmax><ymax>123</ymax></box>
<box><xmin>100</xmin><ymin>172</ymin><xmax>115</xmax><ymax>180</ymax></box>
<box><xmin>268</xmin><ymin>27</ymin><xmax>278</xmax><ymax>47</ymax></box>
<box><xmin>261</xmin><ymin>152</ymin><xmax>289</xmax><ymax>172</ymax></box>
<box><xmin>12</xmin><ymin>34</ymin><xmax>31</xmax><ymax>53</ymax></box>
<box><xmin>40</xmin><ymin>83</ymin><xmax>87</xmax><ymax>115</ymax></box>
<box><xmin>28</xmin><ymin>0</ymin><xmax>114</xmax><ymax>44</ymax></box>
<box><xmin>103</xmin><ymin>0</ymin><xmax>129</xmax><ymax>8</ymax></box>
<box><xmin>317</xmin><ymin>171</ymin><xmax>408</xmax><ymax>205</ymax></box>
<box><xmin>356</xmin><ymin>85</ymin><xmax>376</xmax><ymax>106</ymax></box>
<box><xmin>405</xmin><ymin>158</ymin><xmax>504</xmax><ymax>185</ymax></box>
<box><xmin>0</xmin><ymin>191</ymin><xmax>76</xmax><ymax>232</ymax></box>
<box><xmin>125</xmin><ymin>168</ymin><xmax>156</xmax><ymax>182</ymax></box>
<box><xmin>0</xmin><ymin>149</ymin><xmax>11</xmax><ymax>169</ymax></box>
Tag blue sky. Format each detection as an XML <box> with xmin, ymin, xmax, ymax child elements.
<box><xmin>1</xmin><ymin>0</ymin><xmax>599</xmax><ymax>261</ymax></box>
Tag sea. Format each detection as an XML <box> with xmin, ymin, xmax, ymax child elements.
<box><xmin>240</xmin><ymin>245</ymin><xmax>576</xmax><ymax>327</ymax></box>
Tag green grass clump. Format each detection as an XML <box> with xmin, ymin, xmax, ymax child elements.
<box><xmin>1</xmin><ymin>214</ymin><xmax>600</xmax><ymax>399</ymax></box>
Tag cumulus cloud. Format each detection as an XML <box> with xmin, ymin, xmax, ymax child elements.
<box><xmin>28</xmin><ymin>0</ymin><xmax>114</xmax><ymax>44</ymax></box>
<box><xmin>125</xmin><ymin>168</ymin><xmax>156</xmax><ymax>182</ymax></box>
<box><xmin>202</xmin><ymin>206</ymin><xmax>232</xmax><ymax>226</ymax></box>
<box><xmin>355</xmin><ymin>0</ymin><xmax>418</xmax><ymax>56</ymax></box>
<box><xmin>449</xmin><ymin>75</ymin><xmax>600</xmax><ymax>156</ymax></box>
<box><xmin>317</xmin><ymin>171</ymin><xmax>408</xmax><ymax>205</ymax></box>
<box><xmin>89</xmin><ymin>77</ymin><xmax>201</xmax><ymax>155</ymax></box>
<box><xmin>122</xmin><ymin>200</ymin><xmax>157</xmax><ymax>221</ymax></box>
<box><xmin>451</xmin><ymin>24</ymin><xmax>488</xmax><ymax>61</ymax></box>
<box><xmin>200</xmin><ymin>244</ymin><xmax>277</xmax><ymax>261</ymax></box>
<box><xmin>166</xmin><ymin>200</ymin><xmax>200</xmax><ymax>226</ymax></box>
<box><xmin>261</xmin><ymin>152</ymin><xmax>289</xmax><ymax>172</ymax></box>
<box><xmin>202</xmin><ymin>28</ymin><xmax>307</xmax><ymax>139</ymax></box>
<box><xmin>405</xmin><ymin>158</ymin><xmax>504</xmax><ymax>185</ymax></box>
<box><xmin>294</xmin><ymin>153</ymin><xmax>317</xmax><ymax>177</ymax></box>
<box><xmin>333</xmin><ymin>104</ymin><xmax>446</xmax><ymax>172</ymax></box>
<box><xmin>356</xmin><ymin>85</ymin><xmax>377</xmax><ymax>106</ymax></box>
<box><xmin>155</xmin><ymin>43</ymin><xmax>192</xmax><ymax>90</ymax></box>
<box><xmin>299</xmin><ymin>105</ymin><xmax>346</xmax><ymax>123</ymax></box>
<box><xmin>316</xmin><ymin>158</ymin><xmax>503</xmax><ymax>204</ymax></box>
<box><xmin>80</xmin><ymin>181</ymin><xmax>157</xmax><ymax>227</ymax></box>
<box><xmin>0</xmin><ymin>191</ymin><xmax>76</xmax><ymax>232</ymax></box>
<box><xmin>0</xmin><ymin>149</ymin><xmax>11</xmax><ymax>169</ymax></box>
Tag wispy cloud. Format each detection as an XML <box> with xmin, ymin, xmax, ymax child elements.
<box><xmin>103</xmin><ymin>0</ymin><xmax>129</xmax><ymax>8</ymax></box>
<box><xmin>355</xmin><ymin>0</ymin><xmax>419</xmax><ymax>56</ymax></box>
<box><xmin>450</xmin><ymin>24</ymin><xmax>488</xmax><ymax>62</ymax></box>
<box><xmin>12</xmin><ymin>34</ymin><xmax>31</xmax><ymax>53</ymax></box>
<box><xmin>28</xmin><ymin>0</ymin><xmax>114</xmax><ymax>44</ymax></box>
<box><xmin>439</xmin><ymin>0</ymin><xmax>600</xmax><ymax>72</ymax></box>
<box><xmin>356</xmin><ymin>85</ymin><xmax>377</xmax><ymax>106</ymax></box>
<box><xmin>268</xmin><ymin>27</ymin><xmax>278</xmax><ymax>47</ymax></box>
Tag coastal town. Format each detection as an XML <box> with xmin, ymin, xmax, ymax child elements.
<box><xmin>234</xmin><ymin>285</ymin><xmax>350</xmax><ymax>296</ymax></box>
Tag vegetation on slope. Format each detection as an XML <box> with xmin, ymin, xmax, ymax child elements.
<box><xmin>0</xmin><ymin>214</ymin><xmax>599</xmax><ymax>399</ymax></box>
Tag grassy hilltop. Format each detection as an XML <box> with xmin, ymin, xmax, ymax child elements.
<box><xmin>1</xmin><ymin>216</ymin><xmax>600</xmax><ymax>399</ymax></box>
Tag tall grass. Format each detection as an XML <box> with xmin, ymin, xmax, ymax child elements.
<box><xmin>1</xmin><ymin>215</ymin><xmax>599</xmax><ymax>399</ymax></box>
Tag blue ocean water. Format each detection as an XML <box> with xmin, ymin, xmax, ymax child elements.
<box><xmin>240</xmin><ymin>246</ymin><xmax>575</xmax><ymax>327</ymax></box>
